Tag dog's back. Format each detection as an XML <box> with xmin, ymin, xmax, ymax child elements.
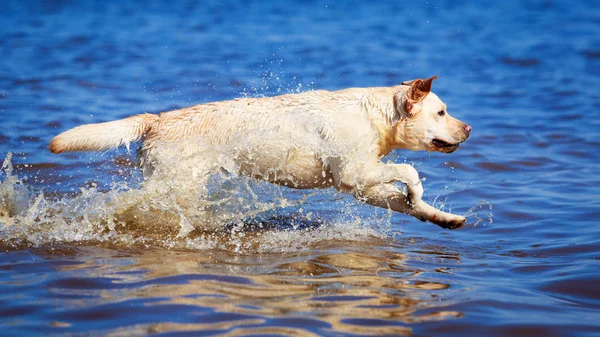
<box><xmin>49</xmin><ymin>89</ymin><xmax>361</xmax><ymax>155</ymax></box>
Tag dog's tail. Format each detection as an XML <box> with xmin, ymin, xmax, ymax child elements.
<box><xmin>49</xmin><ymin>114</ymin><xmax>158</xmax><ymax>154</ymax></box>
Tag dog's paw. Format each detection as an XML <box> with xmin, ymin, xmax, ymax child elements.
<box><xmin>437</xmin><ymin>215</ymin><xmax>466</xmax><ymax>230</ymax></box>
<box><xmin>444</xmin><ymin>216</ymin><xmax>466</xmax><ymax>229</ymax></box>
<box><xmin>426</xmin><ymin>212</ymin><xmax>466</xmax><ymax>230</ymax></box>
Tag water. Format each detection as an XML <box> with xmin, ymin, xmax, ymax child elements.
<box><xmin>1</xmin><ymin>0</ymin><xmax>599</xmax><ymax>336</ymax></box>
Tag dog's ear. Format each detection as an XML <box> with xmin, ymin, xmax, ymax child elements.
<box><xmin>401</xmin><ymin>78</ymin><xmax>420</xmax><ymax>86</ymax></box>
<box><xmin>404</xmin><ymin>76</ymin><xmax>438</xmax><ymax>103</ymax></box>
<box><xmin>394</xmin><ymin>91</ymin><xmax>417</xmax><ymax>117</ymax></box>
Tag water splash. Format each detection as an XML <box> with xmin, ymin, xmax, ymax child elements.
<box><xmin>238</xmin><ymin>57</ymin><xmax>316</xmax><ymax>98</ymax></box>
<box><xmin>464</xmin><ymin>200</ymin><xmax>494</xmax><ymax>227</ymax></box>
<box><xmin>0</xmin><ymin>150</ymin><xmax>386</xmax><ymax>252</ymax></box>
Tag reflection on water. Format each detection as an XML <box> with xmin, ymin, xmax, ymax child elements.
<box><xmin>2</xmin><ymin>241</ymin><xmax>464</xmax><ymax>336</ymax></box>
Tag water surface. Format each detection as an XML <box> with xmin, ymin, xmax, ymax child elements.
<box><xmin>1</xmin><ymin>1</ymin><xmax>599</xmax><ymax>336</ymax></box>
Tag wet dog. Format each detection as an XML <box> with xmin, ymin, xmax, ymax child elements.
<box><xmin>49</xmin><ymin>76</ymin><xmax>471</xmax><ymax>229</ymax></box>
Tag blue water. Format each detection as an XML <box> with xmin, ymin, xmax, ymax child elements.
<box><xmin>1</xmin><ymin>1</ymin><xmax>599</xmax><ymax>336</ymax></box>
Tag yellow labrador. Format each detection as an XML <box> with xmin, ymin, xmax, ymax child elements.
<box><xmin>49</xmin><ymin>76</ymin><xmax>471</xmax><ymax>229</ymax></box>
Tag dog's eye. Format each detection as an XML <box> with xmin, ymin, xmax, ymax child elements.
<box><xmin>438</xmin><ymin>110</ymin><xmax>445</xmax><ymax>116</ymax></box>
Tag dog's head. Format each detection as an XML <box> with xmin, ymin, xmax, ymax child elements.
<box><xmin>393</xmin><ymin>76</ymin><xmax>471</xmax><ymax>153</ymax></box>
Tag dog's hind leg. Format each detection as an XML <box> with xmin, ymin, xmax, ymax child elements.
<box><xmin>357</xmin><ymin>183</ymin><xmax>466</xmax><ymax>229</ymax></box>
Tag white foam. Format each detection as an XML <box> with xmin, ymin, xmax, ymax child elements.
<box><xmin>0</xmin><ymin>151</ymin><xmax>388</xmax><ymax>252</ymax></box>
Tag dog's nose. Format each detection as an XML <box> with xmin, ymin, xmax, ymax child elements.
<box><xmin>464</xmin><ymin>124</ymin><xmax>472</xmax><ymax>133</ymax></box>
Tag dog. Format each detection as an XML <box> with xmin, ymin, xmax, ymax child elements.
<box><xmin>49</xmin><ymin>76</ymin><xmax>471</xmax><ymax>229</ymax></box>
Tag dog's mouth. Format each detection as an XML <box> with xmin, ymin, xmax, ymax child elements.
<box><xmin>432</xmin><ymin>139</ymin><xmax>460</xmax><ymax>153</ymax></box>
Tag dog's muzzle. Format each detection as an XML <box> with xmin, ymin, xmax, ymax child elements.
<box><xmin>432</xmin><ymin>139</ymin><xmax>460</xmax><ymax>153</ymax></box>
<box><xmin>432</xmin><ymin>123</ymin><xmax>471</xmax><ymax>153</ymax></box>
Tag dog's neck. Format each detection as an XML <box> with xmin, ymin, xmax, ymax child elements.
<box><xmin>376</xmin><ymin>119</ymin><xmax>414</xmax><ymax>157</ymax></box>
<box><xmin>363</xmin><ymin>86</ymin><xmax>412</xmax><ymax>157</ymax></box>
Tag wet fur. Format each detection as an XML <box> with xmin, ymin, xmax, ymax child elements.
<box><xmin>50</xmin><ymin>77</ymin><xmax>471</xmax><ymax>229</ymax></box>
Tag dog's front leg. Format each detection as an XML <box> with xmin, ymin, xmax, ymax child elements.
<box><xmin>385</xmin><ymin>163</ymin><xmax>424</xmax><ymax>203</ymax></box>
<box><xmin>333</xmin><ymin>161</ymin><xmax>465</xmax><ymax>228</ymax></box>
<box><xmin>336</xmin><ymin>162</ymin><xmax>424</xmax><ymax>203</ymax></box>
<box><xmin>357</xmin><ymin>183</ymin><xmax>466</xmax><ymax>229</ymax></box>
